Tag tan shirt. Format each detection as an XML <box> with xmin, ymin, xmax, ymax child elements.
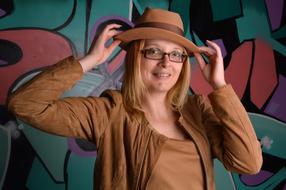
<box><xmin>146</xmin><ymin>138</ymin><xmax>203</xmax><ymax>190</ymax></box>
<box><xmin>8</xmin><ymin>56</ymin><xmax>263</xmax><ymax>190</ymax></box>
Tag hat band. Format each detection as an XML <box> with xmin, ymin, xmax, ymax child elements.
<box><xmin>135</xmin><ymin>22</ymin><xmax>184</xmax><ymax>36</ymax></box>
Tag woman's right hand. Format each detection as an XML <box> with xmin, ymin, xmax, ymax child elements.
<box><xmin>79</xmin><ymin>24</ymin><xmax>122</xmax><ymax>72</ymax></box>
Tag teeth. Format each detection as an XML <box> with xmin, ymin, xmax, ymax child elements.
<box><xmin>154</xmin><ymin>73</ymin><xmax>170</xmax><ymax>77</ymax></box>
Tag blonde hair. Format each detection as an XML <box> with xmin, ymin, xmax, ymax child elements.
<box><xmin>121</xmin><ymin>40</ymin><xmax>191</xmax><ymax>117</ymax></box>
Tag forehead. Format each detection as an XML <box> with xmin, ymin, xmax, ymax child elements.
<box><xmin>144</xmin><ymin>39</ymin><xmax>184</xmax><ymax>50</ymax></box>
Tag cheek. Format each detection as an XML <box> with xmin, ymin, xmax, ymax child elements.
<box><xmin>174</xmin><ymin>64</ymin><xmax>183</xmax><ymax>77</ymax></box>
<box><xmin>140</xmin><ymin>61</ymin><xmax>155</xmax><ymax>77</ymax></box>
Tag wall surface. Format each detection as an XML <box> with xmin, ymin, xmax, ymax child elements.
<box><xmin>0</xmin><ymin>0</ymin><xmax>285</xmax><ymax>189</ymax></box>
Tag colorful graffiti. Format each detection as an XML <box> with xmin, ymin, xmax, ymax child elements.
<box><xmin>0</xmin><ymin>0</ymin><xmax>285</xmax><ymax>189</ymax></box>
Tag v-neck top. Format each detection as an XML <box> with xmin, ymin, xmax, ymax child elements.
<box><xmin>146</xmin><ymin>138</ymin><xmax>204</xmax><ymax>190</ymax></box>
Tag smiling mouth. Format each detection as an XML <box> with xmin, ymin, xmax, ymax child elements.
<box><xmin>153</xmin><ymin>73</ymin><xmax>171</xmax><ymax>78</ymax></box>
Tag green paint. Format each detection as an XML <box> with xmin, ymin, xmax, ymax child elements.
<box><xmin>0</xmin><ymin>125</ymin><xmax>11</xmax><ymax>189</ymax></box>
<box><xmin>27</xmin><ymin>157</ymin><xmax>65</xmax><ymax>190</ymax></box>
<box><xmin>0</xmin><ymin>0</ymin><xmax>74</xmax><ymax>29</ymax></box>
<box><xmin>170</xmin><ymin>0</ymin><xmax>192</xmax><ymax>40</ymax></box>
<box><xmin>58</xmin><ymin>1</ymin><xmax>87</xmax><ymax>57</ymax></box>
<box><xmin>236</xmin><ymin>0</ymin><xmax>271</xmax><ymax>40</ymax></box>
<box><xmin>88</xmin><ymin>0</ymin><xmax>130</xmax><ymax>46</ymax></box>
<box><xmin>22</xmin><ymin>122</ymin><xmax>68</xmax><ymax>182</ymax></box>
<box><xmin>229</xmin><ymin>113</ymin><xmax>286</xmax><ymax>190</ymax></box>
<box><xmin>236</xmin><ymin>0</ymin><xmax>286</xmax><ymax>57</ymax></box>
<box><xmin>88</xmin><ymin>0</ymin><xmax>130</xmax><ymax>58</ymax></box>
<box><xmin>272</xmin><ymin>25</ymin><xmax>286</xmax><ymax>39</ymax></box>
<box><xmin>250</xmin><ymin>113</ymin><xmax>286</xmax><ymax>159</ymax></box>
<box><xmin>214</xmin><ymin>159</ymin><xmax>234</xmax><ymax>190</ymax></box>
<box><xmin>210</xmin><ymin>0</ymin><xmax>241</xmax><ymax>21</ymax></box>
<box><xmin>67</xmin><ymin>152</ymin><xmax>96</xmax><ymax>190</ymax></box>
<box><xmin>133</xmin><ymin>0</ymin><xmax>169</xmax><ymax>13</ymax></box>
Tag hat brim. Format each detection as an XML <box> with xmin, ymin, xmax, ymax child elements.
<box><xmin>114</xmin><ymin>27</ymin><xmax>200</xmax><ymax>56</ymax></box>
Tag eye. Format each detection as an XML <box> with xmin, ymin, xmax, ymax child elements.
<box><xmin>147</xmin><ymin>48</ymin><xmax>161</xmax><ymax>55</ymax></box>
<box><xmin>170</xmin><ymin>51</ymin><xmax>183</xmax><ymax>57</ymax></box>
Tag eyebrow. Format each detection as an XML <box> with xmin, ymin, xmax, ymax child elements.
<box><xmin>144</xmin><ymin>44</ymin><xmax>184</xmax><ymax>52</ymax></box>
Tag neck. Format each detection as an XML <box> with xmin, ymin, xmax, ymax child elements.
<box><xmin>142</xmin><ymin>92</ymin><xmax>172</xmax><ymax>119</ymax></box>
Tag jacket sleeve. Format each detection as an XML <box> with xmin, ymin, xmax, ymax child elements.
<box><xmin>199</xmin><ymin>84</ymin><xmax>262</xmax><ymax>174</ymax></box>
<box><xmin>8</xmin><ymin>56</ymin><xmax>118</xmax><ymax>148</ymax></box>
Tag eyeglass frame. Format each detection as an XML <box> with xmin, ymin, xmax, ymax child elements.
<box><xmin>140</xmin><ymin>48</ymin><xmax>188</xmax><ymax>63</ymax></box>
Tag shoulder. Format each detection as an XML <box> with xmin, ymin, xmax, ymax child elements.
<box><xmin>99</xmin><ymin>89</ymin><xmax>123</xmax><ymax>106</ymax></box>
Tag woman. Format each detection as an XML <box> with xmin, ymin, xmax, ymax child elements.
<box><xmin>8</xmin><ymin>8</ymin><xmax>262</xmax><ymax>190</ymax></box>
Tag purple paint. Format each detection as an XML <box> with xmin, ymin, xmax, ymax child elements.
<box><xmin>240</xmin><ymin>170</ymin><xmax>273</xmax><ymax>185</ymax></box>
<box><xmin>89</xmin><ymin>16</ymin><xmax>133</xmax><ymax>73</ymax></box>
<box><xmin>265</xmin><ymin>0</ymin><xmax>284</xmax><ymax>30</ymax></box>
<box><xmin>68</xmin><ymin>138</ymin><xmax>97</xmax><ymax>157</ymax></box>
<box><xmin>264</xmin><ymin>75</ymin><xmax>286</xmax><ymax>122</ymax></box>
<box><xmin>90</xmin><ymin>16</ymin><xmax>134</xmax><ymax>44</ymax></box>
<box><xmin>212</xmin><ymin>39</ymin><xmax>227</xmax><ymax>58</ymax></box>
<box><xmin>0</xmin><ymin>60</ymin><xmax>8</xmax><ymax>66</ymax></box>
<box><xmin>0</xmin><ymin>9</ymin><xmax>6</xmax><ymax>17</ymax></box>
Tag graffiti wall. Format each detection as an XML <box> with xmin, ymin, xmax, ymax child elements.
<box><xmin>0</xmin><ymin>0</ymin><xmax>285</xmax><ymax>189</ymax></box>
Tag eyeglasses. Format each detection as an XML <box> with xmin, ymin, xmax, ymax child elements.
<box><xmin>141</xmin><ymin>48</ymin><xmax>187</xmax><ymax>63</ymax></box>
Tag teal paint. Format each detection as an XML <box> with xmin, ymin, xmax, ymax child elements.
<box><xmin>22</xmin><ymin>122</ymin><xmax>68</xmax><ymax>182</ymax></box>
<box><xmin>214</xmin><ymin>159</ymin><xmax>234</xmax><ymax>190</ymax></box>
<box><xmin>272</xmin><ymin>25</ymin><xmax>286</xmax><ymax>39</ymax></box>
<box><xmin>88</xmin><ymin>0</ymin><xmax>130</xmax><ymax>55</ymax></box>
<box><xmin>26</xmin><ymin>157</ymin><xmax>65</xmax><ymax>190</ymax></box>
<box><xmin>67</xmin><ymin>152</ymin><xmax>96</xmax><ymax>190</ymax></box>
<box><xmin>0</xmin><ymin>125</ymin><xmax>11</xmax><ymax>189</ymax></box>
<box><xmin>133</xmin><ymin>0</ymin><xmax>169</xmax><ymax>13</ymax></box>
<box><xmin>58</xmin><ymin>1</ymin><xmax>87</xmax><ymax>57</ymax></box>
<box><xmin>1</xmin><ymin>1</ymin><xmax>286</xmax><ymax>189</ymax></box>
<box><xmin>236</xmin><ymin>0</ymin><xmax>271</xmax><ymax>40</ymax></box>
<box><xmin>230</xmin><ymin>113</ymin><xmax>286</xmax><ymax>190</ymax></box>
<box><xmin>250</xmin><ymin>113</ymin><xmax>286</xmax><ymax>159</ymax></box>
<box><xmin>236</xmin><ymin>0</ymin><xmax>286</xmax><ymax>56</ymax></box>
<box><xmin>210</xmin><ymin>0</ymin><xmax>241</xmax><ymax>21</ymax></box>
<box><xmin>170</xmin><ymin>0</ymin><xmax>192</xmax><ymax>41</ymax></box>
<box><xmin>0</xmin><ymin>0</ymin><xmax>74</xmax><ymax>29</ymax></box>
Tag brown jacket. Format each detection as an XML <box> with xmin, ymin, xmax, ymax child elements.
<box><xmin>8</xmin><ymin>56</ymin><xmax>262</xmax><ymax>190</ymax></box>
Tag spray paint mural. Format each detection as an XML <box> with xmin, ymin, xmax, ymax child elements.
<box><xmin>0</xmin><ymin>0</ymin><xmax>285</xmax><ymax>189</ymax></box>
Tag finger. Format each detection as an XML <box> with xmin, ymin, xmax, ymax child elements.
<box><xmin>106</xmin><ymin>29</ymin><xmax>122</xmax><ymax>38</ymax></box>
<box><xmin>104</xmin><ymin>23</ymin><xmax>122</xmax><ymax>31</ymax></box>
<box><xmin>106</xmin><ymin>40</ymin><xmax>121</xmax><ymax>55</ymax></box>
<box><xmin>99</xmin><ymin>29</ymin><xmax>122</xmax><ymax>45</ymax></box>
<box><xmin>99</xmin><ymin>24</ymin><xmax>122</xmax><ymax>40</ymax></box>
<box><xmin>206</xmin><ymin>40</ymin><xmax>222</xmax><ymax>55</ymax></box>
<box><xmin>198</xmin><ymin>46</ymin><xmax>216</xmax><ymax>57</ymax></box>
<box><xmin>194</xmin><ymin>52</ymin><xmax>206</xmax><ymax>70</ymax></box>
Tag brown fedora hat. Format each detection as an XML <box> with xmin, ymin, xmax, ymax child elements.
<box><xmin>114</xmin><ymin>8</ymin><xmax>200</xmax><ymax>55</ymax></box>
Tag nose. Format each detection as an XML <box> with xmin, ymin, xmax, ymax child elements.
<box><xmin>159</xmin><ymin>54</ymin><xmax>171</xmax><ymax>67</ymax></box>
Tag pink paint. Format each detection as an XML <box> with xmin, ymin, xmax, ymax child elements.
<box><xmin>107</xmin><ymin>51</ymin><xmax>126</xmax><ymax>74</ymax></box>
<box><xmin>225</xmin><ymin>41</ymin><xmax>253</xmax><ymax>98</ymax></box>
<box><xmin>0</xmin><ymin>29</ymin><xmax>73</xmax><ymax>104</ymax></box>
<box><xmin>250</xmin><ymin>39</ymin><xmax>277</xmax><ymax>108</ymax></box>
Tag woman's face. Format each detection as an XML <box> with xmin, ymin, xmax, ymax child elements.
<box><xmin>140</xmin><ymin>39</ymin><xmax>185</xmax><ymax>94</ymax></box>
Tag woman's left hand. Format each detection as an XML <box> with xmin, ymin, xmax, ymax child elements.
<box><xmin>194</xmin><ymin>40</ymin><xmax>226</xmax><ymax>90</ymax></box>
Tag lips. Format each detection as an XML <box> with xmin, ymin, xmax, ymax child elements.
<box><xmin>153</xmin><ymin>72</ymin><xmax>171</xmax><ymax>78</ymax></box>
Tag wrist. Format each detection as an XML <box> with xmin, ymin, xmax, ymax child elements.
<box><xmin>211</xmin><ymin>81</ymin><xmax>227</xmax><ymax>90</ymax></box>
<box><xmin>78</xmin><ymin>55</ymin><xmax>99</xmax><ymax>73</ymax></box>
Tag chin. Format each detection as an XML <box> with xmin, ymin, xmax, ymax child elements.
<box><xmin>150</xmin><ymin>85</ymin><xmax>174</xmax><ymax>93</ymax></box>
